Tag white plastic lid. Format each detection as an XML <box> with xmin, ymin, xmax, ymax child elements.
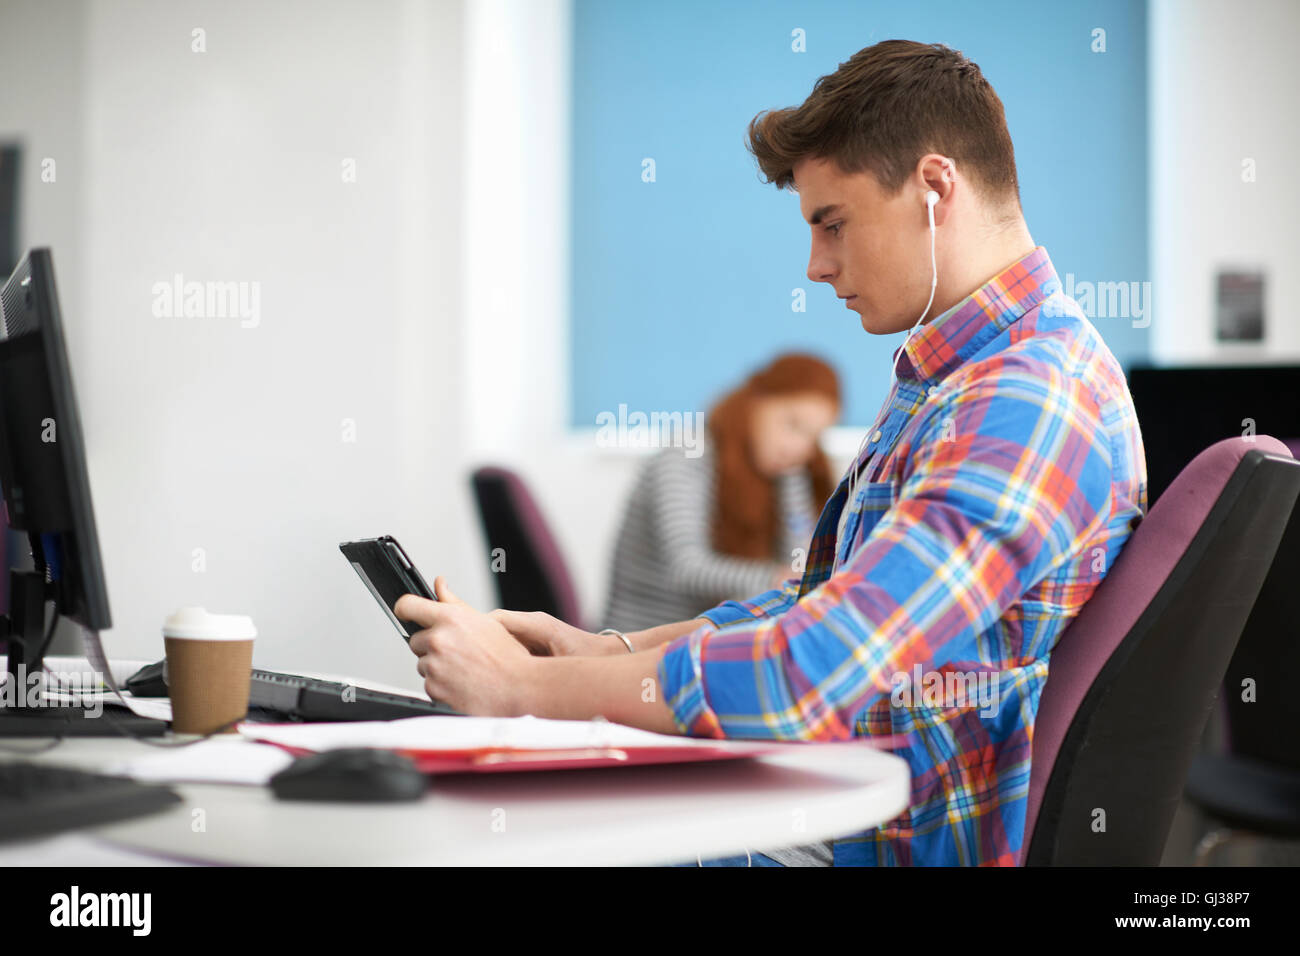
<box><xmin>161</xmin><ymin>606</ymin><xmax>257</xmax><ymax>641</ymax></box>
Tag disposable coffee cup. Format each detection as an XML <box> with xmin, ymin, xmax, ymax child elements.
<box><xmin>162</xmin><ymin>607</ymin><xmax>256</xmax><ymax>735</ymax></box>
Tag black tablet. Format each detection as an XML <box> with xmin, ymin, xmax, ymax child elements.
<box><xmin>339</xmin><ymin>536</ymin><xmax>436</xmax><ymax>640</ymax></box>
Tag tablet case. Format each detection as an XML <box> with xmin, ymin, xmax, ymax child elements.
<box><xmin>339</xmin><ymin>536</ymin><xmax>436</xmax><ymax>640</ymax></box>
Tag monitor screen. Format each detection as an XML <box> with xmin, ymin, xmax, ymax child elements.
<box><xmin>1128</xmin><ymin>364</ymin><xmax>1300</xmax><ymax>506</ymax></box>
<box><xmin>0</xmin><ymin>248</ymin><xmax>110</xmax><ymax>630</ymax></box>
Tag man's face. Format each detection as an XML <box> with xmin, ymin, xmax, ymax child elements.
<box><xmin>794</xmin><ymin>156</ymin><xmax>930</xmax><ymax>335</ymax></box>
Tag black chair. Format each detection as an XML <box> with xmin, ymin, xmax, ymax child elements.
<box><xmin>469</xmin><ymin>466</ymin><xmax>583</xmax><ymax>626</ymax></box>
<box><xmin>1023</xmin><ymin>438</ymin><xmax>1300</xmax><ymax>865</ymax></box>
<box><xmin>1184</xmin><ymin>484</ymin><xmax>1300</xmax><ymax>864</ymax></box>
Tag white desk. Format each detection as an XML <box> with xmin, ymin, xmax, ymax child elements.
<box><xmin>0</xmin><ymin>662</ymin><xmax>911</xmax><ymax>866</ymax></box>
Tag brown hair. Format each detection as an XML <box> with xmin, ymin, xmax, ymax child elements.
<box><xmin>746</xmin><ymin>40</ymin><xmax>1020</xmax><ymax>208</ymax></box>
<box><xmin>709</xmin><ymin>353</ymin><xmax>839</xmax><ymax>560</ymax></box>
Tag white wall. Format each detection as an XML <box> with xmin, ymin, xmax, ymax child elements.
<box><xmin>0</xmin><ymin>0</ymin><xmax>88</xmax><ymax>373</ymax></box>
<box><xmin>0</xmin><ymin>0</ymin><xmax>477</xmax><ymax>693</ymax></box>
<box><xmin>460</xmin><ymin>0</ymin><xmax>647</xmax><ymax>630</ymax></box>
<box><xmin>1149</xmin><ymin>0</ymin><xmax>1300</xmax><ymax>363</ymax></box>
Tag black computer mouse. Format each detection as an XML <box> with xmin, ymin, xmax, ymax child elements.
<box><xmin>269</xmin><ymin>747</ymin><xmax>428</xmax><ymax>802</ymax></box>
<box><xmin>125</xmin><ymin>660</ymin><xmax>169</xmax><ymax>697</ymax></box>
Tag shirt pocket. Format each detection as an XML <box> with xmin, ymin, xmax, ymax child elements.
<box><xmin>834</xmin><ymin>479</ymin><xmax>898</xmax><ymax>571</ymax></box>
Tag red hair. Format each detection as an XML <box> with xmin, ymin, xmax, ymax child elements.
<box><xmin>708</xmin><ymin>353</ymin><xmax>839</xmax><ymax>560</ymax></box>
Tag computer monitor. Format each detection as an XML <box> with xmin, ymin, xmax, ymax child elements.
<box><xmin>0</xmin><ymin>247</ymin><xmax>117</xmax><ymax>731</ymax></box>
<box><xmin>1128</xmin><ymin>364</ymin><xmax>1300</xmax><ymax>505</ymax></box>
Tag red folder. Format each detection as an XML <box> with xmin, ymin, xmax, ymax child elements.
<box><xmin>250</xmin><ymin>731</ymin><xmax>909</xmax><ymax>775</ymax></box>
<box><xmin>261</xmin><ymin>739</ymin><xmax>788</xmax><ymax>774</ymax></box>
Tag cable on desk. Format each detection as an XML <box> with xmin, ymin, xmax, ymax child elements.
<box><xmin>0</xmin><ymin>610</ymin><xmax>68</xmax><ymax>755</ymax></box>
<box><xmin>0</xmin><ymin>733</ymin><xmax>66</xmax><ymax>755</ymax></box>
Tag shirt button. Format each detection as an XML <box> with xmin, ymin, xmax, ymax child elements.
<box><xmin>871</xmin><ymin>429</ymin><xmax>883</xmax><ymax>442</ymax></box>
<box><xmin>927</xmin><ymin>385</ymin><xmax>939</xmax><ymax>397</ymax></box>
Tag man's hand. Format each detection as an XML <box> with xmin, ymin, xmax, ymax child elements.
<box><xmin>397</xmin><ymin>581</ymin><xmax>683</xmax><ymax>733</ymax></box>
<box><xmin>395</xmin><ymin>577</ymin><xmax>536</xmax><ymax>716</ymax></box>
<box><xmin>488</xmin><ymin>609</ymin><xmax>621</xmax><ymax>657</ymax></box>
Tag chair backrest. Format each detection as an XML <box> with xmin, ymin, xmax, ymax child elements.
<box><xmin>1023</xmin><ymin>437</ymin><xmax>1300</xmax><ymax>865</ymax></box>
<box><xmin>469</xmin><ymin>466</ymin><xmax>583</xmax><ymax>626</ymax></box>
<box><xmin>1219</xmin><ymin>443</ymin><xmax>1300</xmax><ymax>770</ymax></box>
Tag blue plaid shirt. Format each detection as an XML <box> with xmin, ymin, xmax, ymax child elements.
<box><xmin>657</xmin><ymin>247</ymin><xmax>1147</xmax><ymax>865</ymax></box>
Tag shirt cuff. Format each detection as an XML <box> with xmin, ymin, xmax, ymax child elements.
<box><xmin>699</xmin><ymin>602</ymin><xmax>753</xmax><ymax>628</ymax></box>
<box><xmin>698</xmin><ymin>580</ymin><xmax>798</xmax><ymax>628</ymax></box>
<box><xmin>657</xmin><ymin>620</ymin><xmax>725</xmax><ymax>738</ymax></box>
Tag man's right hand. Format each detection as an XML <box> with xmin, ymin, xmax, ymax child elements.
<box><xmin>487</xmin><ymin>609</ymin><xmax>621</xmax><ymax>657</ymax></box>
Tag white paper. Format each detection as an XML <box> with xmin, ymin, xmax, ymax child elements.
<box><xmin>107</xmin><ymin>737</ymin><xmax>294</xmax><ymax>785</ymax></box>
<box><xmin>113</xmin><ymin>695</ymin><xmax>173</xmax><ymax>721</ymax></box>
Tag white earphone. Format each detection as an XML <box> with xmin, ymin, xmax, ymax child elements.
<box><xmin>895</xmin><ymin>189</ymin><xmax>940</xmax><ymax>370</ymax></box>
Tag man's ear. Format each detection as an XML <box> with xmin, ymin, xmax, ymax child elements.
<box><xmin>916</xmin><ymin>153</ymin><xmax>956</xmax><ymax>224</ymax></box>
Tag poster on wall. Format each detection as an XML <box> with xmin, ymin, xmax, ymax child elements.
<box><xmin>1215</xmin><ymin>270</ymin><xmax>1265</xmax><ymax>342</ymax></box>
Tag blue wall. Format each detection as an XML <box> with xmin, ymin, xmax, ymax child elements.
<box><xmin>570</xmin><ymin>0</ymin><xmax>1149</xmax><ymax>427</ymax></box>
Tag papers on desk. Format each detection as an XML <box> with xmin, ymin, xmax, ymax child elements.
<box><xmin>238</xmin><ymin>715</ymin><xmax>869</xmax><ymax>774</ymax></box>
<box><xmin>107</xmin><ymin>737</ymin><xmax>295</xmax><ymax>786</ymax></box>
<box><xmin>112</xmin><ymin>694</ymin><xmax>173</xmax><ymax>721</ymax></box>
<box><xmin>3</xmin><ymin>654</ymin><xmax>172</xmax><ymax>721</ymax></box>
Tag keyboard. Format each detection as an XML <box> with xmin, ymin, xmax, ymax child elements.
<box><xmin>248</xmin><ymin>669</ymin><xmax>461</xmax><ymax>722</ymax></box>
<box><xmin>0</xmin><ymin>761</ymin><xmax>182</xmax><ymax>842</ymax></box>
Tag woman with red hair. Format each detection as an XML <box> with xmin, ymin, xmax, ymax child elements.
<box><xmin>603</xmin><ymin>353</ymin><xmax>840</xmax><ymax>632</ymax></box>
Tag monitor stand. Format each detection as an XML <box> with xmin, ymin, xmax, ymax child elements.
<box><xmin>0</xmin><ymin>570</ymin><xmax>168</xmax><ymax>738</ymax></box>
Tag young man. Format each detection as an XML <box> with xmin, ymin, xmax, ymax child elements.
<box><xmin>395</xmin><ymin>40</ymin><xmax>1147</xmax><ymax>866</ymax></box>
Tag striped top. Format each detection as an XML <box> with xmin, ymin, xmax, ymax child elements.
<box><xmin>602</xmin><ymin>440</ymin><xmax>819</xmax><ymax>634</ymax></box>
<box><xmin>658</xmin><ymin>247</ymin><xmax>1147</xmax><ymax>866</ymax></box>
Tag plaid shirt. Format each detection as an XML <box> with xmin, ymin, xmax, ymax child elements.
<box><xmin>657</xmin><ymin>247</ymin><xmax>1146</xmax><ymax>866</ymax></box>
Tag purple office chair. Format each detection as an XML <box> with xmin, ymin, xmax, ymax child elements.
<box><xmin>1022</xmin><ymin>437</ymin><xmax>1300</xmax><ymax>865</ymax></box>
<box><xmin>469</xmin><ymin>466</ymin><xmax>584</xmax><ymax>627</ymax></box>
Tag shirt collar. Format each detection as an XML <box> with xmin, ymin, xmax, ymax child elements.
<box><xmin>893</xmin><ymin>246</ymin><xmax>1059</xmax><ymax>383</ymax></box>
